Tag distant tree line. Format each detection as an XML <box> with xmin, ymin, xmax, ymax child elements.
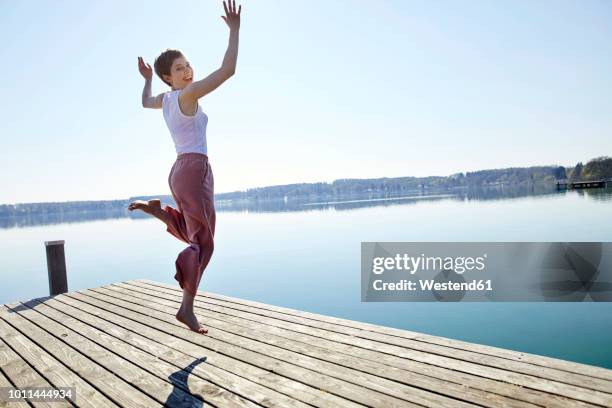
<box><xmin>567</xmin><ymin>156</ymin><xmax>612</xmax><ymax>182</ymax></box>
<box><xmin>0</xmin><ymin>200</ymin><xmax>127</xmax><ymax>217</ymax></box>
<box><xmin>1</xmin><ymin>156</ymin><xmax>610</xmax><ymax>217</ymax></box>
<box><xmin>215</xmin><ymin>156</ymin><xmax>611</xmax><ymax>201</ymax></box>
<box><xmin>215</xmin><ymin>168</ymin><xmax>565</xmax><ymax>201</ymax></box>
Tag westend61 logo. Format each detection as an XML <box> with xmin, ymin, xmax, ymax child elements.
<box><xmin>371</xmin><ymin>253</ymin><xmax>487</xmax><ymax>275</ymax></box>
<box><xmin>361</xmin><ymin>242</ymin><xmax>612</xmax><ymax>302</ymax></box>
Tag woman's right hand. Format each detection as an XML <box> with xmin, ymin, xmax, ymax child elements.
<box><xmin>221</xmin><ymin>0</ymin><xmax>241</xmax><ymax>30</ymax></box>
<box><xmin>138</xmin><ymin>56</ymin><xmax>153</xmax><ymax>80</ymax></box>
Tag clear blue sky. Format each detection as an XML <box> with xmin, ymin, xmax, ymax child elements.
<box><xmin>1</xmin><ymin>0</ymin><xmax>610</xmax><ymax>204</ymax></box>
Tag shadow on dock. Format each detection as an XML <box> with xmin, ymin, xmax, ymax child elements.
<box><xmin>166</xmin><ymin>357</ymin><xmax>208</xmax><ymax>407</ymax></box>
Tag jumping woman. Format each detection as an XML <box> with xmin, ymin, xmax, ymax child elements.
<box><xmin>128</xmin><ymin>0</ymin><xmax>242</xmax><ymax>334</ymax></box>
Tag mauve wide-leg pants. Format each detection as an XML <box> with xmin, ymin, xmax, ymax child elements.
<box><xmin>162</xmin><ymin>152</ymin><xmax>216</xmax><ymax>298</ymax></box>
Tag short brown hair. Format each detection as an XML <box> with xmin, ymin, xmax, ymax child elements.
<box><xmin>154</xmin><ymin>49</ymin><xmax>184</xmax><ymax>87</ymax></box>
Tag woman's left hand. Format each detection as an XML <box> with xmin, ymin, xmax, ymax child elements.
<box><xmin>221</xmin><ymin>0</ymin><xmax>241</xmax><ymax>30</ymax></box>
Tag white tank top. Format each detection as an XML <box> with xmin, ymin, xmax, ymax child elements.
<box><xmin>162</xmin><ymin>90</ymin><xmax>208</xmax><ymax>155</ymax></box>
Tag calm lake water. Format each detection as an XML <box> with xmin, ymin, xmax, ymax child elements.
<box><xmin>2</xmin><ymin>186</ymin><xmax>612</xmax><ymax>369</ymax></box>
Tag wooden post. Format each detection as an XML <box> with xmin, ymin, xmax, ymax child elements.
<box><xmin>45</xmin><ymin>240</ymin><xmax>68</xmax><ymax>295</ymax></box>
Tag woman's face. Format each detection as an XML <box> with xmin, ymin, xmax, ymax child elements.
<box><xmin>164</xmin><ymin>56</ymin><xmax>194</xmax><ymax>89</ymax></box>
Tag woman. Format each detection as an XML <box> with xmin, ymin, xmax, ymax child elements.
<box><xmin>128</xmin><ymin>0</ymin><xmax>241</xmax><ymax>334</ymax></box>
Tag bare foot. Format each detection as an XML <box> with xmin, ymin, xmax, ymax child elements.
<box><xmin>128</xmin><ymin>199</ymin><xmax>170</xmax><ymax>223</ymax></box>
<box><xmin>175</xmin><ymin>307</ymin><xmax>208</xmax><ymax>334</ymax></box>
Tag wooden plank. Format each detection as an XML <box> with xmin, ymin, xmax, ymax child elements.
<box><xmin>0</xmin><ymin>321</ymin><xmax>116</xmax><ymax>408</ymax></box>
<box><xmin>50</xmin><ymin>293</ymin><xmax>367</xmax><ymax>408</ymax></box>
<box><xmin>101</xmin><ymin>283</ymin><xmax>589</xmax><ymax>408</ymax></box>
<box><xmin>27</xmin><ymin>296</ymin><xmax>313</xmax><ymax>408</ymax></box>
<box><xmin>128</xmin><ymin>280</ymin><xmax>612</xmax><ymax>406</ymax></box>
<box><xmin>62</xmin><ymin>290</ymin><xmax>427</xmax><ymax>408</ymax></box>
<box><xmin>0</xmin><ymin>335</ymin><xmax>68</xmax><ymax>408</ymax></box>
<box><xmin>131</xmin><ymin>281</ymin><xmax>612</xmax><ymax>380</ymax></box>
<box><xmin>91</xmin><ymin>285</ymin><xmax>506</xmax><ymax>408</ymax></box>
<box><xmin>0</xmin><ymin>368</ymin><xmax>30</xmax><ymax>408</ymax></box>
<box><xmin>0</xmin><ymin>304</ymin><xmax>162</xmax><ymax>408</ymax></box>
<box><xmin>135</xmin><ymin>279</ymin><xmax>612</xmax><ymax>381</ymax></box>
<box><xmin>77</xmin><ymin>285</ymin><xmax>604</xmax><ymax>407</ymax></box>
<box><xmin>9</xmin><ymin>300</ymin><xmax>258</xmax><ymax>408</ymax></box>
<box><xmin>4</xmin><ymin>277</ymin><xmax>610</xmax><ymax>407</ymax></box>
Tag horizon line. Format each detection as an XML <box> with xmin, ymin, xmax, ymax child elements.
<box><xmin>2</xmin><ymin>157</ymin><xmax>600</xmax><ymax>207</ymax></box>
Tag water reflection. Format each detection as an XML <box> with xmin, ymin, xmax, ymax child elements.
<box><xmin>1</xmin><ymin>185</ymin><xmax>610</xmax><ymax>229</ymax></box>
<box><xmin>1</xmin><ymin>183</ymin><xmax>611</xmax><ymax>370</ymax></box>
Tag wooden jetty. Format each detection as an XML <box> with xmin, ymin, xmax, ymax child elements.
<box><xmin>556</xmin><ymin>180</ymin><xmax>608</xmax><ymax>190</ymax></box>
<box><xmin>1</xmin><ymin>279</ymin><xmax>612</xmax><ymax>408</ymax></box>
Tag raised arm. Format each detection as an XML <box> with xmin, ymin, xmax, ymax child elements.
<box><xmin>138</xmin><ymin>56</ymin><xmax>164</xmax><ymax>109</ymax></box>
<box><xmin>181</xmin><ymin>0</ymin><xmax>242</xmax><ymax>102</ymax></box>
